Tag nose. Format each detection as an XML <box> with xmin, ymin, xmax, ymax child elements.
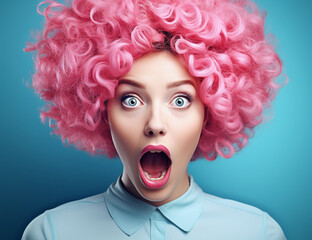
<box><xmin>144</xmin><ymin>105</ymin><xmax>167</xmax><ymax>137</ymax></box>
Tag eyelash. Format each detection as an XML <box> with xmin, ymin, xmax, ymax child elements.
<box><xmin>170</xmin><ymin>94</ymin><xmax>192</xmax><ymax>108</ymax></box>
<box><xmin>121</xmin><ymin>94</ymin><xmax>143</xmax><ymax>108</ymax></box>
<box><xmin>120</xmin><ymin>93</ymin><xmax>193</xmax><ymax>109</ymax></box>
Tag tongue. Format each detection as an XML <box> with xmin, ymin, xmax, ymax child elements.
<box><xmin>141</xmin><ymin>153</ymin><xmax>168</xmax><ymax>178</ymax></box>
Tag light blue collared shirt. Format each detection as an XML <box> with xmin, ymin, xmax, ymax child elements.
<box><xmin>22</xmin><ymin>176</ymin><xmax>286</xmax><ymax>239</ymax></box>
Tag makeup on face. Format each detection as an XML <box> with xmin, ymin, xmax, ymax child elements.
<box><xmin>107</xmin><ymin>51</ymin><xmax>205</xmax><ymax>206</ymax></box>
<box><xmin>139</xmin><ymin>145</ymin><xmax>171</xmax><ymax>189</ymax></box>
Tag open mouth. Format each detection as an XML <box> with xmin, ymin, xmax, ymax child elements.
<box><xmin>138</xmin><ymin>145</ymin><xmax>172</xmax><ymax>189</ymax></box>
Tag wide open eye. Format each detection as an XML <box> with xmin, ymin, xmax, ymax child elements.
<box><xmin>170</xmin><ymin>95</ymin><xmax>191</xmax><ymax>108</ymax></box>
<box><xmin>121</xmin><ymin>95</ymin><xmax>143</xmax><ymax>108</ymax></box>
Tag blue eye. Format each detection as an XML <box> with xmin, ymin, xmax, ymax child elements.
<box><xmin>171</xmin><ymin>95</ymin><xmax>191</xmax><ymax>108</ymax></box>
<box><xmin>121</xmin><ymin>95</ymin><xmax>142</xmax><ymax>108</ymax></box>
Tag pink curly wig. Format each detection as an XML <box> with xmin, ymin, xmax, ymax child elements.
<box><xmin>26</xmin><ymin>0</ymin><xmax>283</xmax><ymax>160</ymax></box>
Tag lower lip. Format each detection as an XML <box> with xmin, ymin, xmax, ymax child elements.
<box><xmin>138</xmin><ymin>162</ymin><xmax>172</xmax><ymax>189</ymax></box>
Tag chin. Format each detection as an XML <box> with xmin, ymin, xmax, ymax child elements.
<box><xmin>135</xmin><ymin>178</ymin><xmax>182</xmax><ymax>206</ymax></box>
<box><xmin>139</xmin><ymin>188</ymin><xmax>173</xmax><ymax>206</ymax></box>
<box><xmin>137</xmin><ymin>179</ymin><xmax>173</xmax><ymax>204</ymax></box>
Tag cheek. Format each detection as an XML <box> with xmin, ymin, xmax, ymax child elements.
<box><xmin>172</xmin><ymin>107</ymin><xmax>204</xmax><ymax>156</ymax></box>
<box><xmin>107</xmin><ymin>105</ymin><xmax>142</xmax><ymax>157</ymax></box>
<box><xmin>110</xmin><ymin>119</ymin><xmax>132</xmax><ymax>147</ymax></box>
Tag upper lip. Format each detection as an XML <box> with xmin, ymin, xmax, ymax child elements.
<box><xmin>140</xmin><ymin>145</ymin><xmax>171</xmax><ymax>160</ymax></box>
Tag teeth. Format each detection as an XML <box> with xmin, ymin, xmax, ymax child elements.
<box><xmin>149</xmin><ymin>150</ymin><xmax>161</xmax><ymax>153</ymax></box>
<box><xmin>144</xmin><ymin>170</ymin><xmax>166</xmax><ymax>181</ymax></box>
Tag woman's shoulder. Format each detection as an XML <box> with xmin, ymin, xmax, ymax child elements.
<box><xmin>199</xmin><ymin>192</ymin><xmax>286</xmax><ymax>239</ymax></box>
<box><xmin>50</xmin><ymin>193</ymin><xmax>106</xmax><ymax>211</ymax></box>
<box><xmin>21</xmin><ymin>193</ymin><xmax>109</xmax><ymax>240</ymax></box>
<box><xmin>202</xmin><ymin>192</ymin><xmax>267</xmax><ymax>215</ymax></box>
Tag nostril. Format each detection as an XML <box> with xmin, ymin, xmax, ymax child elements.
<box><xmin>145</xmin><ymin>127</ymin><xmax>166</xmax><ymax>137</ymax></box>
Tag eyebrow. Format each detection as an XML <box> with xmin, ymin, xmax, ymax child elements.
<box><xmin>118</xmin><ymin>79</ymin><xmax>195</xmax><ymax>89</ymax></box>
<box><xmin>118</xmin><ymin>79</ymin><xmax>145</xmax><ymax>89</ymax></box>
<box><xmin>167</xmin><ymin>80</ymin><xmax>195</xmax><ymax>89</ymax></box>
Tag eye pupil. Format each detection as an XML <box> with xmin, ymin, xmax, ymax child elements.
<box><xmin>121</xmin><ymin>95</ymin><xmax>142</xmax><ymax>108</ymax></box>
<box><xmin>175</xmin><ymin>98</ymin><xmax>184</xmax><ymax>107</ymax></box>
<box><xmin>129</xmin><ymin>98</ymin><xmax>137</xmax><ymax>106</ymax></box>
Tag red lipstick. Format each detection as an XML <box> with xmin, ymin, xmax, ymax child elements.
<box><xmin>138</xmin><ymin>145</ymin><xmax>171</xmax><ymax>189</ymax></box>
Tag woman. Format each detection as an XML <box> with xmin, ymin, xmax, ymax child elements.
<box><xmin>22</xmin><ymin>0</ymin><xmax>286</xmax><ymax>239</ymax></box>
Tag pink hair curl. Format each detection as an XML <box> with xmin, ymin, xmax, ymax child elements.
<box><xmin>26</xmin><ymin>0</ymin><xmax>283</xmax><ymax>160</ymax></box>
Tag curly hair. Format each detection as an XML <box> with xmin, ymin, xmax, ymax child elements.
<box><xmin>25</xmin><ymin>0</ymin><xmax>283</xmax><ymax>160</ymax></box>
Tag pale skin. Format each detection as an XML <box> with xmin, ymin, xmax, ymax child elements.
<box><xmin>107</xmin><ymin>51</ymin><xmax>205</xmax><ymax>206</ymax></box>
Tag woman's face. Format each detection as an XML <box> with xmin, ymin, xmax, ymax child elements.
<box><xmin>107</xmin><ymin>51</ymin><xmax>204</xmax><ymax>206</ymax></box>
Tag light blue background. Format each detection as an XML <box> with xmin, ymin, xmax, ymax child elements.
<box><xmin>1</xmin><ymin>0</ymin><xmax>311</xmax><ymax>239</ymax></box>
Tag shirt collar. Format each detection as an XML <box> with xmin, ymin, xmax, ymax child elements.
<box><xmin>158</xmin><ymin>176</ymin><xmax>204</xmax><ymax>232</ymax></box>
<box><xmin>104</xmin><ymin>176</ymin><xmax>204</xmax><ymax>236</ymax></box>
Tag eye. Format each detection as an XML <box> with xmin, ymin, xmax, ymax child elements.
<box><xmin>170</xmin><ymin>95</ymin><xmax>191</xmax><ymax>108</ymax></box>
<box><xmin>121</xmin><ymin>95</ymin><xmax>143</xmax><ymax>108</ymax></box>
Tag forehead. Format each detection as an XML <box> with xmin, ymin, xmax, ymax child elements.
<box><xmin>119</xmin><ymin>51</ymin><xmax>196</xmax><ymax>87</ymax></box>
